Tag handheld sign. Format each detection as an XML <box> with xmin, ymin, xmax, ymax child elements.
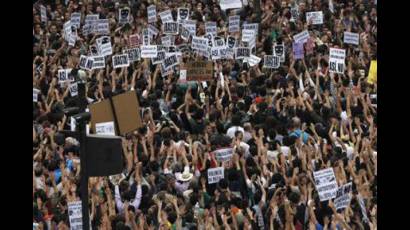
<box><xmin>334</xmin><ymin>182</ymin><xmax>352</xmax><ymax>210</ymax></box>
<box><xmin>141</xmin><ymin>45</ymin><xmax>158</xmax><ymax>58</ymax></box>
<box><xmin>119</xmin><ymin>7</ymin><xmax>131</xmax><ymax>25</ymax></box>
<box><xmin>343</xmin><ymin>32</ymin><xmax>359</xmax><ymax>45</ymax></box>
<box><xmin>147</xmin><ymin>5</ymin><xmax>157</xmax><ymax>23</ymax></box>
<box><xmin>207</xmin><ymin>167</ymin><xmax>225</xmax><ymax>184</ymax></box>
<box><xmin>306</xmin><ymin>11</ymin><xmax>323</xmax><ymax>25</ymax></box>
<box><xmin>247</xmin><ymin>55</ymin><xmax>261</xmax><ymax>67</ymax></box>
<box><xmin>79</xmin><ymin>55</ymin><xmax>88</xmax><ymax>70</ymax></box>
<box><xmin>161</xmin><ymin>35</ymin><xmax>173</xmax><ymax>46</ymax></box>
<box><xmin>178</xmin><ymin>8</ymin><xmax>189</xmax><ymax>22</ymax></box>
<box><xmin>97</xmin><ymin>19</ymin><xmax>110</xmax><ymax>35</ymax></box>
<box><xmin>329</xmin><ymin>48</ymin><xmax>346</xmax><ymax>74</ymax></box>
<box><xmin>228</xmin><ymin>15</ymin><xmax>240</xmax><ymax>33</ymax></box>
<box><xmin>112</xmin><ymin>54</ymin><xmax>130</xmax><ymax>69</ymax></box>
<box><xmin>96</xmin><ymin>36</ymin><xmax>113</xmax><ymax>56</ymax></box>
<box><xmin>123</xmin><ymin>48</ymin><xmax>141</xmax><ymax>62</ymax></box>
<box><xmin>213</xmin><ymin>148</ymin><xmax>233</xmax><ymax>162</ymax></box>
<box><xmin>159</xmin><ymin>10</ymin><xmax>173</xmax><ymax>23</ymax></box>
<box><xmin>148</xmin><ymin>24</ymin><xmax>159</xmax><ymax>37</ymax></box>
<box><xmin>40</xmin><ymin>5</ymin><xmax>47</xmax><ymax>23</ymax></box>
<box><xmin>235</xmin><ymin>47</ymin><xmax>251</xmax><ymax>59</ymax></box>
<box><xmin>95</xmin><ymin>121</ymin><xmax>116</xmax><ymax>136</ymax></box>
<box><xmin>163</xmin><ymin>22</ymin><xmax>179</xmax><ymax>35</ymax></box>
<box><xmin>273</xmin><ymin>43</ymin><xmax>285</xmax><ymax>62</ymax></box>
<box><xmin>152</xmin><ymin>51</ymin><xmax>166</xmax><ymax>64</ymax></box>
<box><xmin>293</xmin><ymin>30</ymin><xmax>310</xmax><ymax>44</ymax></box>
<box><xmin>71</xmin><ymin>12</ymin><xmax>81</xmax><ymax>28</ymax></box>
<box><xmin>162</xmin><ymin>54</ymin><xmax>179</xmax><ymax>70</ymax></box>
<box><xmin>69</xmin><ymin>82</ymin><xmax>79</xmax><ymax>97</ymax></box>
<box><xmin>92</xmin><ymin>56</ymin><xmax>105</xmax><ymax>70</ymax></box>
<box><xmin>313</xmin><ymin>168</ymin><xmax>338</xmax><ymax>201</ymax></box>
<box><xmin>242</xmin><ymin>29</ymin><xmax>256</xmax><ymax>42</ymax></box>
<box><xmin>191</xmin><ymin>36</ymin><xmax>208</xmax><ymax>51</ymax></box>
<box><xmin>183</xmin><ymin>20</ymin><xmax>197</xmax><ymax>36</ymax></box>
<box><xmin>205</xmin><ymin>21</ymin><xmax>217</xmax><ymax>36</ymax></box>
<box><xmin>263</xmin><ymin>55</ymin><xmax>280</xmax><ymax>69</ymax></box>
<box><xmin>219</xmin><ymin>0</ymin><xmax>243</xmax><ymax>10</ymax></box>
<box><xmin>68</xmin><ymin>201</ymin><xmax>83</xmax><ymax>230</ymax></box>
<box><xmin>33</xmin><ymin>88</ymin><xmax>40</xmax><ymax>102</ymax></box>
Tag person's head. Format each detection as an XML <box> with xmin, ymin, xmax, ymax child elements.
<box><xmin>231</xmin><ymin>114</ymin><xmax>241</xmax><ymax>127</ymax></box>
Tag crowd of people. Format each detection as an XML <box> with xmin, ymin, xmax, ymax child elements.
<box><xmin>33</xmin><ymin>0</ymin><xmax>377</xmax><ymax>229</ymax></box>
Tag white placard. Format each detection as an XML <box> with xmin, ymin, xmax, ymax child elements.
<box><xmin>141</xmin><ymin>45</ymin><xmax>158</xmax><ymax>58</ymax></box>
<box><xmin>213</xmin><ymin>148</ymin><xmax>233</xmax><ymax>162</ymax></box>
<box><xmin>142</xmin><ymin>29</ymin><xmax>150</xmax><ymax>45</ymax></box>
<box><xmin>33</xmin><ymin>88</ymin><xmax>40</xmax><ymax>102</ymax></box>
<box><xmin>181</xmin><ymin>27</ymin><xmax>190</xmax><ymax>41</ymax></box>
<box><xmin>163</xmin><ymin>22</ymin><xmax>179</xmax><ymax>35</ymax></box>
<box><xmin>191</xmin><ymin>36</ymin><xmax>208</xmax><ymax>51</ymax></box>
<box><xmin>162</xmin><ymin>54</ymin><xmax>179</xmax><ymax>70</ymax></box>
<box><xmin>177</xmin><ymin>8</ymin><xmax>189</xmax><ymax>22</ymax></box>
<box><xmin>290</xmin><ymin>6</ymin><xmax>299</xmax><ymax>21</ymax></box>
<box><xmin>306</xmin><ymin>11</ymin><xmax>323</xmax><ymax>25</ymax></box>
<box><xmin>92</xmin><ymin>56</ymin><xmax>105</xmax><ymax>70</ymax></box>
<box><xmin>263</xmin><ymin>55</ymin><xmax>280</xmax><ymax>68</ymax></box>
<box><xmin>293</xmin><ymin>30</ymin><xmax>310</xmax><ymax>44</ymax></box>
<box><xmin>178</xmin><ymin>69</ymin><xmax>187</xmax><ymax>84</ymax></box>
<box><xmin>183</xmin><ymin>20</ymin><xmax>197</xmax><ymax>36</ymax></box>
<box><xmin>343</xmin><ymin>32</ymin><xmax>359</xmax><ymax>45</ymax></box>
<box><xmin>161</xmin><ymin>63</ymin><xmax>173</xmax><ymax>76</ymax></box>
<box><xmin>85</xmin><ymin>57</ymin><xmax>94</xmax><ymax>71</ymax></box>
<box><xmin>123</xmin><ymin>48</ymin><xmax>141</xmax><ymax>62</ymax></box>
<box><xmin>70</xmin><ymin>12</ymin><xmax>81</xmax><ymax>28</ymax></box>
<box><xmin>68</xmin><ymin>201</ymin><xmax>83</xmax><ymax>230</ymax></box>
<box><xmin>147</xmin><ymin>5</ymin><xmax>157</xmax><ymax>23</ymax></box>
<box><xmin>235</xmin><ymin>47</ymin><xmax>251</xmax><ymax>59</ymax></box>
<box><xmin>205</xmin><ymin>21</ymin><xmax>217</xmax><ymax>36</ymax></box>
<box><xmin>148</xmin><ymin>24</ymin><xmax>159</xmax><ymax>37</ymax></box>
<box><xmin>79</xmin><ymin>55</ymin><xmax>88</xmax><ymax>70</ymax></box>
<box><xmin>118</xmin><ymin>7</ymin><xmax>131</xmax><ymax>25</ymax></box>
<box><xmin>213</xmin><ymin>37</ymin><xmax>225</xmax><ymax>47</ymax></box>
<box><xmin>358</xmin><ymin>194</ymin><xmax>369</xmax><ymax>223</ymax></box>
<box><xmin>70</xmin><ymin>117</ymin><xmax>76</xmax><ymax>131</ymax></box>
<box><xmin>161</xmin><ymin>35</ymin><xmax>173</xmax><ymax>46</ymax></box>
<box><xmin>247</xmin><ymin>55</ymin><xmax>261</xmax><ymax>67</ymax></box>
<box><xmin>334</xmin><ymin>182</ymin><xmax>352</xmax><ymax>210</ymax></box>
<box><xmin>226</xmin><ymin>36</ymin><xmax>237</xmax><ymax>49</ymax></box>
<box><xmin>97</xmin><ymin>19</ymin><xmax>110</xmax><ymax>35</ymax></box>
<box><xmin>207</xmin><ymin>167</ymin><xmax>225</xmax><ymax>184</ymax></box>
<box><xmin>96</xmin><ymin>36</ymin><xmax>113</xmax><ymax>56</ymax></box>
<box><xmin>95</xmin><ymin>121</ymin><xmax>116</xmax><ymax>136</ymax></box>
<box><xmin>40</xmin><ymin>5</ymin><xmax>47</xmax><ymax>23</ymax></box>
<box><xmin>242</xmin><ymin>23</ymin><xmax>258</xmax><ymax>33</ymax></box>
<box><xmin>329</xmin><ymin>48</ymin><xmax>346</xmax><ymax>74</ymax></box>
<box><xmin>85</xmin><ymin>14</ymin><xmax>99</xmax><ymax>24</ymax></box>
<box><xmin>273</xmin><ymin>43</ymin><xmax>285</xmax><ymax>62</ymax></box>
<box><xmin>228</xmin><ymin>15</ymin><xmax>240</xmax><ymax>33</ymax></box>
<box><xmin>219</xmin><ymin>0</ymin><xmax>243</xmax><ymax>10</ymax></box>
<box><xmin>112</xmin><ymin>54</ymin><xmax>130</xmax><ymax>69</ymax></box>
<box><xmin>69</xmin><ymin>82</ymin><xmax>79</xmax><ymax>97</ymax></box>
<box><xmin>159</xmin><ymin>10</ymin><xmax>173</xmax><ymax>23</ymax></box>
<box><xmin>313</xmin><ymin>168</ymin><xmax>338</xmax><ymax>201</ymax></box>
<box><xmin>211</xmin><ymin>46</ymin><xmax>226</xmax><ymax>60</ymax></box>
<box><xmin>242</xmin><ymin>29</ymin><xmax>256</xmax><ymax>42</ymax></box>
<box><xmin>58</xmin><ymin>69</ymin><xmax>73</xmax><ymax>82</ymax></box>
<box><xmin>152</xmin><ymin>51</ymin><xmax>166</xmax><ymax>64</ymax></box>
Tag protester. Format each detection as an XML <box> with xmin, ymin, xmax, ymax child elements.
<box><xmin>33</xmin><ymin>0</ymin><xmax>377</xmax><ymax>229</ymax></box>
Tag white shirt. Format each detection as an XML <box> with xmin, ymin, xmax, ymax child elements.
<box><xmin>226</xmin><ymin>126</ymin><xmax>245</xmax><ymax>139</ymax></box>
